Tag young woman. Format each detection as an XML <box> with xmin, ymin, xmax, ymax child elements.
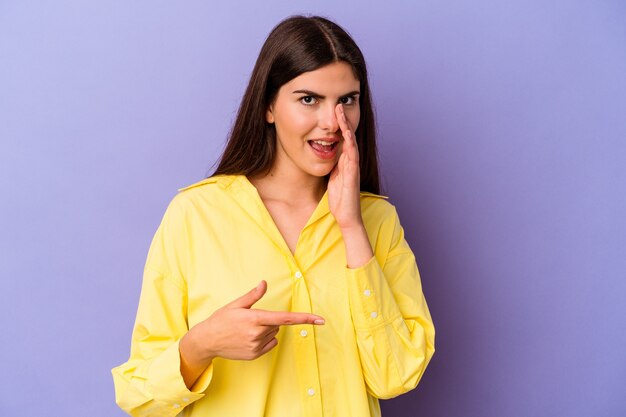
<box><xmin>112</xmin><ymin>15</ymin><xmax>435</xmax><ymax>417</ymax></box>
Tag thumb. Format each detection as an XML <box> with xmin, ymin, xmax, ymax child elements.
<box><xmin>226</xmin><ymin>280</ymin><xmax>267</xmax><ymax>309</ymax></box>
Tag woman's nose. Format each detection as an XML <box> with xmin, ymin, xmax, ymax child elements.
<box><xmin>319</xmin><ymin>105</ymin><xmax>339</xmax><ymax>132</ymax></box>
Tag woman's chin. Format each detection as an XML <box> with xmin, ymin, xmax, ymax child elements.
<box><xmin>308</xmin><ymin>162</ymin><xmax>338</xmax><ymax>178</ymax></box>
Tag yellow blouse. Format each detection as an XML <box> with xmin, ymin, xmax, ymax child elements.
<box><xmin>112</xmin><ymin>174</ymin><xmax>435</xmax><ymax>417</ymax></box>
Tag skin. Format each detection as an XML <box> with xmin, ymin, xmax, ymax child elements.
<box><xmin>179</xmin><ymin>61</ymin><xmax>375</xmax><ymax>389</ymax></box>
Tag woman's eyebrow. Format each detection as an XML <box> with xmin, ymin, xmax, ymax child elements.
<box><xmin>292</xmin><ymin>89</ymin><xmax>360</xmax><ymax>98</ymax></box>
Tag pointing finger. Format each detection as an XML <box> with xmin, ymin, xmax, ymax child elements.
<box><xmin>255</xmin><ymin>310</ymin><xmax>325</xmax><ymax>326</ymax></box>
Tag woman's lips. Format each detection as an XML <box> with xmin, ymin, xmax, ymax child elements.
<box><xmin>308</xmin><ymin>139</ymin><xmax>339</xmax><ymax>160</ymax></box>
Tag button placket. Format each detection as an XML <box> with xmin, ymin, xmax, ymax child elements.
<box><xmin>290</xmin><ymin>263</ymin><xmax>323</xmax><ymax>415</ymax></box>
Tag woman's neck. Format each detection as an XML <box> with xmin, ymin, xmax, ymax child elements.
<box><xmin>248</xmin><ymin>170</ymin><xmax>326</xmax><ymax>204</ymax></box>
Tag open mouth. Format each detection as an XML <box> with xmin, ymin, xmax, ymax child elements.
<box><xmin>307</xmin><ymin>140</ymin><xmax>338</xmax><ymax>153</ymax></box>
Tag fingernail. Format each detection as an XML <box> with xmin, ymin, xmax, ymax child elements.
<box><xmin>314</xmin><ymin>319</ymin><xmax>325</xmax><ymax>325</ymax></box>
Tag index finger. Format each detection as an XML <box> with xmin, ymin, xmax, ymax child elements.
<box><xmin>335</xmin><ymin>103</ymin><xmax>353</xmax><ymax>136</ymax></box>
<box><xmin>335</xmin><ymin>104</ymin><xmax>357</xmax><ymax>157</ymax></box>
<box><xmin>255</xmin><ymin>310</ymin><xmax>325</xmax><ymax>326</ymax></box>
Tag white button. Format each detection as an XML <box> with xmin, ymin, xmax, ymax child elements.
<box><xmin>370</xmin><ymin>312</ymin><xmax>378</xmax><ymax>318</ymax></box>
<box><xmin>295</xmin><ymin>271</ymin><xmax>303</xmax><ymax>279</ymax></box>
<box><xmin>173</xmin><ymin>404</ymin><xmax>180</xmax><ymax>408</ymax></box>
<box><xmin>364</xmin><ymin>289</ymin><xmax>371</xmax><ymax>296</ymax></box>
<box><xmin>182</xmin><ymin>397</ymin><xmax>190</xmax><ymax>402</ymax></box>
<box><xmin>300</xmin><ymin>329</ymin><xmax>308</xmax><ymax>337</ymax></box>
<box><xmin>307</xmin><ymin>388</ymin><xmax>315</xmax><ymax>396</ymax></box>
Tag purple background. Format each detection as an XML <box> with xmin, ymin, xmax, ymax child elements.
<box><xmin>1</xmin><ymin>1</ymin><xmax>625</xmax><ymax>416</ymax></box>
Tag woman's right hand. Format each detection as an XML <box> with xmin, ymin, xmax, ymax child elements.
<box><xmin>179</xmin><ymin>280</ymin><xmax>324</xmax><ymax>388</ymax></box>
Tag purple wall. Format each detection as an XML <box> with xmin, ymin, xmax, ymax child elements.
<box><xmin>1</xmin><ymin>1</ymin><xmax>624</xmax><ymax>416</ymax></box>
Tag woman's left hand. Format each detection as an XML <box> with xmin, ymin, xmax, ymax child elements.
<box><xmin>328</xmin><ymin>103</ymin><xmax>363</xmax><ymax>230</ymax></box>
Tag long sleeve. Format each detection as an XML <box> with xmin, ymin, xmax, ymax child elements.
<box><xmin>111</xmin><ymin>199</ymin><xmax>214</xmax><ymax>417</ymax></box>
<box><xmin>346</xmin><ymin>205</ymin><xmax>436</xmax><ymax>399</ymax></box>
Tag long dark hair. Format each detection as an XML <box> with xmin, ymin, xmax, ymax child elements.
<box><xmin>213</xmin><ymin>15</ymin><xmax>381</xmax><ymax>194</ymax></box>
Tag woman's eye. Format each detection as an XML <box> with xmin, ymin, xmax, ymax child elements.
<box><xmin>340</xmin><ymin>96</ymin><xmax>357</xmax><ymax>105</ymax></box>
<box><xmin>300</xmin><ymin>96</ymin><xmax>318</xmax><ymax>106</ymax></box>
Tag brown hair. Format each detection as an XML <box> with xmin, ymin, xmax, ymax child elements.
<box><xmin>212</xmin><ymin>15</ymin><xmax>381</xmax><ymax>194</ymax></box>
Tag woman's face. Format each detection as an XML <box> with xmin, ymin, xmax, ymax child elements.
<box><xmin>266</xmin><ymin>61</ymin><xmax>361</xmax><ymax>181</ymax></box>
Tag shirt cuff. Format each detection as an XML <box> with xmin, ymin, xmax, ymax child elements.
<box><xmin>346</xmin><ymin>256</ymin><xmax>402</xmax><ymax>330</ymax></box>
<box><xmin>146</xmin><ymin>339</ymin><xmax>214</xmax><ymax>411</ymax></box>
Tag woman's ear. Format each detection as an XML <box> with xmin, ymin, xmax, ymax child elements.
<box><xmin>265</xmin><ymin>105</ymin><xmax>275</xmax><ymax>124</ymax></box>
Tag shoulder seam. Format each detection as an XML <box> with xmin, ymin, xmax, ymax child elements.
<box><xmin>360</xmin><ymin>191</ymin><xmax>389</xmax><ymax>200</ymax></box>
<box><xmin>177</xmin><ymin>175</ymin><xmax>240</xmax><ymax>192</ymax></box>
<box><xmin>177</xmin><ymin>178</ymin><xmax>219</xmax><ymax>192</ymax></box>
